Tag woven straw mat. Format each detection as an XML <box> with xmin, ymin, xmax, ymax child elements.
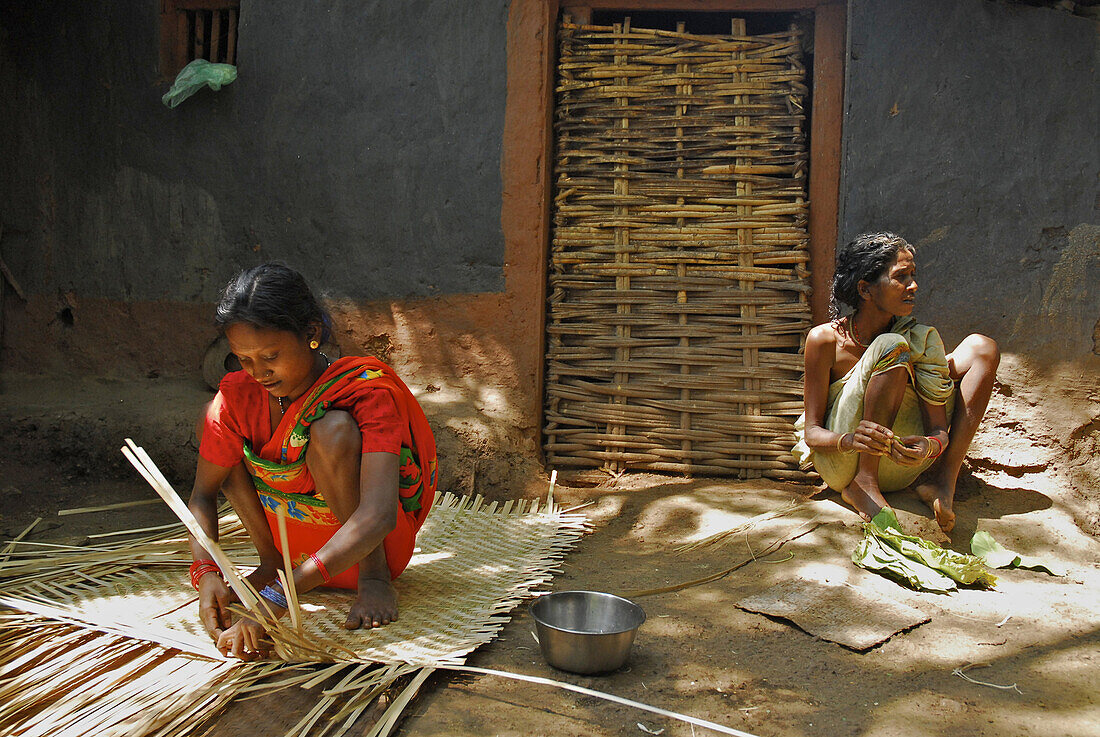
<box><xmin>6</xmin><ymin>493</ymin><xmax>587</xmax><ymax>666</ymax></box>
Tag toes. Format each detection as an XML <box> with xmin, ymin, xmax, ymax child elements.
<box><xmin>367</xmin><ymin>609</ymin><xmax>398</xmax><ymax>628</ymax></box>
<box><xmin>932</xmin><ymin>500</ymin><xmax>956</xmax><ymax>533</ymax></box>
<box><xmin>346</xmin><ymin>610</ymin><xmax>394</xmax><ymax>629</ymax></box>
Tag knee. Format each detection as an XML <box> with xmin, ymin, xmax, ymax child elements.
<box><xmin>965</xmin><ymin>334</ymin><xmax>1001</xmax><ymax>369</ymax></box>
<box><xmin>308</xmin><ymin>410</ymin><xmax>361</xmax><ymax>462</ymax></box>
<box><xmin>868</xmin><ymin>333</ymin><xmax>912</xmax><ymax>387</ymax></box>
<box><xmin>871</xmin><ymin>332</ymin><xmax>911</xmax><ymax>353</ymax></box>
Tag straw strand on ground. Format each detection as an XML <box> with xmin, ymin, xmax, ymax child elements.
<box><xmin>625</xmin><ymin>520</ymin><xmax>824</xmax><ymax>598</ymax></box>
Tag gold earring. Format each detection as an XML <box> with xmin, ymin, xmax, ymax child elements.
<box><xmin>309</xmin><ymin>340</ymin><xmax>320</xmax><ymax>350</ymax></box>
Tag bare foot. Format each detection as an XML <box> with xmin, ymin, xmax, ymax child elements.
<box><xmin>840</xmin><ymin>473</ymin><xmax>886</xmax><ymax>521</ymax></box>
<box><xmin>344</xmin><ymin>578</ymin><xmax>399</xmax><ymax>629</ymax></box>
<box><xmin>915</xmin><ymin>480</ymin><xmax>956</xmax><ymax>533</ymax></box>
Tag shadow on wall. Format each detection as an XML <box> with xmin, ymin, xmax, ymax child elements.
<box><xmin>1004</xmin><ymin>223</ymin><xmax>1100</xmax><ymax>359</ymax></box>
<box><xmin>0</xmin><ymin>276</ymin><xmax>548</xmax><ymax>499</ymax></box>
<box><xmin>324</xmin><ymin>296</ymin><xmax>546</xmax><ymax>501</ymax></box>
<box><xmin>0</xmin><ymin>289</ymin><xmax>1097</xmax><ymax>512</ymax></box>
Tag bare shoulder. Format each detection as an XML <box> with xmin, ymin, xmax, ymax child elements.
<box><xmin>803</xmin><ymin>322</ymin><xmax>841</xmax><ymax>379</ymax></box>
<box><xmin>806</xmin><ymin>321</ymin><xmax>839</xmax><ymax>350</ymax></box>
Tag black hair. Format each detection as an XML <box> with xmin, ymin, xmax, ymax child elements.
<box><xmin>830</xmin><ymin>232</ymin><xmax>914</xmax><ymax>319</ymax></box>
<box><xmin>214</xmin><ymin>263</ymin><xmax>332</xmax><ymax>342</ymax></box>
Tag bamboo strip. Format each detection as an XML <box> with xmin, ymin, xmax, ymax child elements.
<box><xmin>437</xmin><ymin>664</ymin><xmax>760</xmax><ymax>737</ymax></box>
<box><xmin>121</xmin><ymin>439</ymin><xmax>262</xmax><ymax>613</ymax></box>
<box><xmin>1</xmin><ymin>517</ymin><xmax>41</xmax><ymax>562</ymax></box>
<box><xmin>276</xmin><ymin>508</ymin><xmax>302</xmax><ymax>632</ymax></box>
<box><xmin>365</xmin><ymin>667</ymin><xmax>434</xmax><ymax>737</ymax></box>
<box><xmin>59</xmin><ymin>499</ymin><xmax>161</xmax><ymax>516</ymax></box>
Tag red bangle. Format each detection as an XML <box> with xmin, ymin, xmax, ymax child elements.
<box><xmin>189</xmin><ymin>559</ymin><xmax>221</xmax><ymax>590</ymax></box>
<box><xmin>927</xmin><ymin>435</ymin><xmax>944</xmax><ymax>458</ymax></box>
<box><xmin>310</xmin><ymin>552</ymin><xmax>332</xmax><ymax>584</ymax></box>
<box><xmin>190</xmin><ymin>565</ymin><xmax>220</xmax><ymax>588</ymax></box>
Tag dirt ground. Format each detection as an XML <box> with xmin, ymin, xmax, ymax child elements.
<box><xmin>1</xmin><ymin>355</ymin><xmax>1098</xmax><ymax>737</ymax></box>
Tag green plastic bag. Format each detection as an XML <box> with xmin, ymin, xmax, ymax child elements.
<box><xmin>852</xmin><ymin>508</ymin><xmax>997</xmax><ymax>592</ymax></box>
<box><xmin>162</xmin><ymin>59</ymin><xmax>237</xmax><ymax>109</ymax></box>
<box><xmin>971</xmin><ymin>531</ymin><xmax>1065</xmax><ymax>576</ymax></box>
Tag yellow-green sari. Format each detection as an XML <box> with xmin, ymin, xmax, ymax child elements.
<box><xmin>792</xmin><ymin>317</ymin><xmax>955</xmax><ymax>492</ymax></box>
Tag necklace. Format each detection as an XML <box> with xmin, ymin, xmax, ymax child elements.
<box><xmin>847</xmin><ymin>316</ymin><xmax>869</xmax><ymax>348</ymax></box>
<box><xmin>275</xmin><ymin>352</ymin><xmax>331</xmax><ymax>415</ymax></box>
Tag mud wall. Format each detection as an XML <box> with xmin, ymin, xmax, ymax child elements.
<box><xmin>2</xmin><ymin>0</ymin><xmax>1097</xmax><ymax>491</ymax></box>
<box><xmin>0</xmin><ymin>0</ymin><xmax>550</xmax><ymax>495</ymax></box>
<box><xmin>841</xmin><ymin>0</ymin><xmax>1100</xmax><ymax>358</ymax></box>
<box><xmin>0</xmin><ymin>0</ymin><xmax>507</xmax><ymax>305</ymax></box>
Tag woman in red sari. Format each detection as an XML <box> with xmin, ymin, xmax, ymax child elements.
<box><xmin>188</xmin><ymin>264</ymin><xmax>437</xmax><ymax>660</ymax></box>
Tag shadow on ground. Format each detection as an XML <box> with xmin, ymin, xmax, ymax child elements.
<box><xmin>399</xmin><ymin>475</ymin><xmax>1100</xmax><ymax>737</ymax></box>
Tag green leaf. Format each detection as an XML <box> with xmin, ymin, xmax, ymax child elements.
<box><xmin>970</xmin><ymin>530</ymin><xmax>1018</xmax><ymax>568</ymax></box>
<box><xmin>853</xmin><ymin>531</ymin><xmax>957</xmax><ymax>592</ymax></box>
<box><xmin>870</xmin><ymin>507</ymin><xmax>901</xmax><ymax>532</ymax></box>
<box><xmin>853</xmin><ymin>510</ymin><xmax>997</xmax><ymax>592</ymax></box>
<box><xmin>971</xmin><ymin>531</ymin><xmax>1065</xmax><ymax>576</ymax></box>
<box><xmin>870</xmin><ymin>523</ymin><xmax>996</xmax><ymax>588</ymax></box>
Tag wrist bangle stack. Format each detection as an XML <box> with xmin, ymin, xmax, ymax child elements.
<box><xmin>310</xmin><ymin>552</ymin><xmax>332</xmax><ymax>584</ymax></box>
<box><xmin>189</xmin><ymin>559</ymin><xmax>221</xmax><ymax>591</ymax></box>
<box><xmin>926</xmin><ymin>435</ymin><xmax>944</xmax><ymax>459</ymax></box>
<box><xmin>259</xmin><ymin>583</ymin><xmax>288</xmax><ymax>610</ymax></box>
<box><xmin>835</xmin><ymin>432</ymin><xmax>850</xmax><ymax>453</ymax></box>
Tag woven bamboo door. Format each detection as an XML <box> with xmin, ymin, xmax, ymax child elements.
<box><xmin>544</xmin><ymin>17</ymin><xmax>811</xmax><ymax>479</ymax></box>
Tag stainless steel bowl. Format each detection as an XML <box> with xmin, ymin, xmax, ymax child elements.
<box><xmin>530</xmin><ymin>591</ymin><xmax>646</xmax><ymax>674</ymax></box>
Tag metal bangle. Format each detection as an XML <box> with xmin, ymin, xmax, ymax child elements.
<box><xmin>926</xmin><ymin>435</ymin><xmax>944</xmax><ymax>459</ymax></box>
<box><xmin>259</xmin><ymin>584</ymin><xmax>288</xmax><ymax>610</ymax></box>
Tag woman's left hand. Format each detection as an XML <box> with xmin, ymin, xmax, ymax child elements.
<box><xmin>890</xmin><ymin>435</ymin><xmax>930</xmax><ymax>466</ymax></box>
<box><xmin>216</xmin><ymin>616</ymin><xmax>272</xmax><ymax>661</ymax></box>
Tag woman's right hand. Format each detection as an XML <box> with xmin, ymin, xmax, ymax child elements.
<box><xmin>198</xmin><ymin>573</ymin><xmax>233</xmax><ymax>640</ymax></box>
<box><xmin>846</xmin><ymin>420</ymin><xmax>895</xmax><ymax>456</ymax></box>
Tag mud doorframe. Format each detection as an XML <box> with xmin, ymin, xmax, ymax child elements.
<box><xmin>501</xmin><ymin>0</ymin><xmax>844</xmax><ymax>472</ymax></box>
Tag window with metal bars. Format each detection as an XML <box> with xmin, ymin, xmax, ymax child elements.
<box><xmin>159</xmin><ymin>0</ymin><xmax>239</xmax><ymax>79</ymax></box>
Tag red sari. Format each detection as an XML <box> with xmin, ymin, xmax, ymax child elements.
<box><xmin>200</xmin><ymin>357</ymin><xmax>438</xmax><ymax>588</ymax></box>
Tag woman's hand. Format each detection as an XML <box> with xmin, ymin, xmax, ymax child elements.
<box><xmin>198</xmin><ymin>574</ymin><xmax>233</xmax><ymax>640</ymax></box>
<box><xmin>847</xmin><ymin>420</ymin><xmax>895</xmax><ymax>456</ymax></box>
<box><xmin>890</xmin><ymin>435</ymin><xmax>932</xmax><ymax>466</ymax></box>
<box><xmin>217</xmin><ymin>615</ymin><xmax>273</xmax><ymax>661</ymax></box>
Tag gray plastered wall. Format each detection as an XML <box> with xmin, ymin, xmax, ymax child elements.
<box><xmin>0</xmin><ymin>0</ymin><xmax>508</xmax><ymax>303</ymax></box>
<box><xmin>2</xmin><ymin>0</ymin><xmax>1098</xmax><ymax>363</ymax></box>
<box><xmin>840</xmin><ymin>0</ymin><xmax>1099</xmax><ymax>358</ymax></box>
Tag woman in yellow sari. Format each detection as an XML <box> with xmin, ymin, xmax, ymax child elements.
<box><xmin>792</xmin><ymin>233</ymin><xmax>999</xmax><ymax>532</ymax></box>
